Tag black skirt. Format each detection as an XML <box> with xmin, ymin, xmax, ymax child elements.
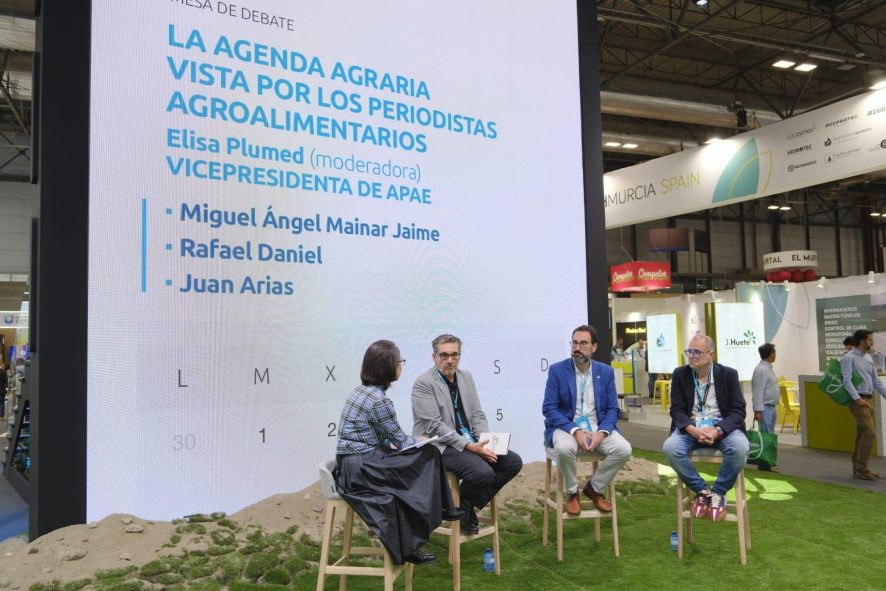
<box><xmin>336</xmin><ymin>444</ymin><xmax>453</xmax><ymax>564</ymax></box>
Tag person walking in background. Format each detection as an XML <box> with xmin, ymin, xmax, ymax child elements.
<box><xmin>751</xmin><ymin>343</ymin><xmax>779</xmax><ymax>472</ymax></box>
<box><xmin>840</xmin><ymin>329</ymin><xmax>886</xmax><ymax>480</ymax></box>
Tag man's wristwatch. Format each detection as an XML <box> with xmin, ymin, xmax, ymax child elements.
<box><xmin>715</xmin><ymin>426</ymin><xmax>724</xmax><ymax>438</ymax></box>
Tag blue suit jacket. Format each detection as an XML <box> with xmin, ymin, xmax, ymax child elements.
<box><xmin>543</xmin><ymin>358</ymin><xmax>621</xmax><ymax>447</ymax></box>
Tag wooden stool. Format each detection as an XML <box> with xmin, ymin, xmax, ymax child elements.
<box><xmin>316</xmin><ymin>460</ymin><xmax>414</xmax><ymax>591</ymax></box>
<box><xmin>433</xmin><ymin>473</ymin><xmax>500</xmax><ymax>591</ymax></box>
<box><xmin>542</xmin><ymin>447</ymin><xmax>620</xmax><ymax>561</ymax></box>
<box><xmin>676</xmin><ymin>450</ymin><xmax>751</xmax><ymax>565</ymax></box>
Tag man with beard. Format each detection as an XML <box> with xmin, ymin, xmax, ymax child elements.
<box><xmin>411</xmin><ymin>334</ymin><xmax>523</xmax><ymax>534</ymax></box>
<box><xmin>542</xmin><ymin>325</ymin><xmax>632</xmax><ymax>515</ymax></box>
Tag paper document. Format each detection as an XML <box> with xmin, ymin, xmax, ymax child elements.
<box><xmin>400</xmin><ymin>430</ymin><xmax>455</xmax><ymax>451</ymax></box>
<box><xmin>479</xmin><ymin>432</ymin><xmax>511</xmax><ymax>455</ymax></box>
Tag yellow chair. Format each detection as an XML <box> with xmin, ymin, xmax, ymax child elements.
<box><xmin>653</xmin><ymin>379</ymin><xmax>671</xmax><ymax>412</ymax></box>
<box><xmin>676</xmin><ymin>450</ymin><xmax>751</xmax><ymax>565</ymax></box>
<box><xmin>433</xmin><ymin>473</ymin><xmax>500</xmax><ymax>591</ymax></box>
<box><xmin>778</xmin><ymin>382</ymin><xmax>800</xmax><ymax>433</ymax></box>
<box><xmin>316</xmin><ymin>460</ymin><xmax>414</xmax><ymax>591</ymax></box>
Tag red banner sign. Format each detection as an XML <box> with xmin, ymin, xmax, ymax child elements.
<box><xmin>610</xmin><ymin>261</ymin><xmax>672</xmax><ymax>292</ymax></box>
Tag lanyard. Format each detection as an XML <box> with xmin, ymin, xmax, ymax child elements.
<box><xmin>438</xmin><ymin>370</ymin><xmax>468</xmax><ymax>431</ymax></box>
<box><xmin>579</xmin><ymin>369</ymin><xmax>591</xmax><ymax>415</ymax></box>
<box><xmin>692</xmin><ymin>371</ymin><xmax>712</xmax><ymax>410</ymax></box>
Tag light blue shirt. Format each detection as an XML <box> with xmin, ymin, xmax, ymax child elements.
<box><xmin>751</xmin><ymin>360</ymin><xmax>779</xmax><ymax>410</ymax></box>
<box><xmin>841</xmin><ymin>348</ymin><xmax>886</xmax><ymax>401</ymax></box>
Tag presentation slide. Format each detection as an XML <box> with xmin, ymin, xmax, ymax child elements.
<box><xmin>87</xmin><ymin>1</ymin><xmax>587</xmax><ymax>520</ymax></box>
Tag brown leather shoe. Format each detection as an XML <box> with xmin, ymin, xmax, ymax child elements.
<box><xmin>565</xmin><ymin>492</ymin><xmax>582</xmax><ymax>515</ymax></box>
<box><xmin>853</xmin><ymin>468</ymin><xmax>879</xmax><ymax>480</ymax></box>
<box><xmin>582</xmin><ymin>482</ymin><xmax>612</xmax><ymax>513</ymax></box>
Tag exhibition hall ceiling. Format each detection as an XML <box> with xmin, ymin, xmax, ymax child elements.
<box><xmin>597</xmin><ymin>0</ymin><xmax>886</xmax><ymax>226</ymax></box>
<box><xmin>0</xmin><ymin>1</ymin><xmax>885</xmax><ymax>215</ymax></box>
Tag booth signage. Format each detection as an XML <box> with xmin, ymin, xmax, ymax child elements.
<box><xmin>762</xmin><ymin>250</ymin><xmax>818</xmax><ymax>271</ymax></box>
<box><xmin>610</xmin><ymin>261</ymin><xmax>672</xmax><ymax>292</ymax></box>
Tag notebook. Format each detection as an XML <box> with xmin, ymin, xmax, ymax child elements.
<box><xmin>479</xmin><ymin>432</ymin><xmax>511</xmax><ymax>455</ymax></box>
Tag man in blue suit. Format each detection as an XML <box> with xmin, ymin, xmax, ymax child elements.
<box><xmin>543</xmin><ymin>325</ymin><xmax>632</xmax><ymax>515</ymax></box>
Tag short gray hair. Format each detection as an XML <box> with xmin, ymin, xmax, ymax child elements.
<box><xmin>692</xmin><ymin>334</ymin><xmax>715</xmax><ymax>351</ymax></box>
<box><xmin>432</xmin><ymin>334</ymin><xmax>462</xmax><ymax>353</ymax></box>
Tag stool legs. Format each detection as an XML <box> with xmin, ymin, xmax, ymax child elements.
<box><xmin>316</xmin><ymin>499</ymin><xmax>413</xmax><ymax>591</ymax></box>
<box><xmin>316</xmin><ymin>502</ymin><xmax>337</xmax><ymax>591</ymax></box>
<box><xmin>435</xmin><ymin>473</ymin><xmax>501</xmax><ymax>591</ymax></box>
<box><xmin>542</xmin><ymin>454</ymin><xmax>619</xmax><ymax>561</ymax></box>
<box><xmin>676</xmin><ymin>462</ymin><xmax>750</xmax><ymax>565</ymax></box>
<box><xmin>542</xmin><ymin>457</ymin><xmax>552</xmax><ymax>547</ymax></box>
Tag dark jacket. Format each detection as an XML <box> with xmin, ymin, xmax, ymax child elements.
<box><xmin>669</xmin><ymin>362</ymin><xmax>746</xmax><ymax>435</ymax></box>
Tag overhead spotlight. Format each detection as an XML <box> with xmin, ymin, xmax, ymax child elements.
<box><xmin>872</xmin><ymin>212</ymin><xmax>882</xmax><ymax>217</ymax></box>
<box><xmin>605</xmin><ymin>141</ymin><xmax>622</xmax><ymax>147</ymax></box>
<box><xmin>622</xmin><ymin>143</ymin><xmax>638</xmax><ymax>149</ymax></box>
<box><xmin>779</xmin><ymin>205</ymin><xmax>791</xmax><ymax>211</ymax></box>
<box><xmin>869</xmin><ymin>270</ymin><xmax>876</xmax><ymax>284</ymax></box>
<box><xmin>795</xmin><ymin>63</ymin><xmax>818</xmax><ymax>72</ymax></box>
<box><xmin>694</xmin><ymin>0</ymin><xmax>708</xmax><ymax>5</ymax></box>
<box><xmin>767</xmin><ymin>204</ymin><xmax>780</xmax><ymax>210</ymax></box>
<box><xmin>773</xmin><ymin>59</ymin><xmax>796</xmax><ymax>69</ymax></box>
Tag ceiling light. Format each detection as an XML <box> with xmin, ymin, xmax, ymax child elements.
<box><xmin>705</xmin><ymin>137</ymin><xmax>722</xmax><ymax>144</ymax></box>
<box><xmin>767</xmin><ymin>205</ymin><xmax>780</xmax><ymax>210</ymax></box>
<box><xmin>622</xmin><ymin>143</ymin><xmax>638</xmax><ymax>149</ymax></box>
<box><xmin>605</xmin><ymin>141</ymin><xmax>622</xmax><ymax>147</ymax></box>
<box><xmin>871</xmin><ymin>212</ymin><xmax>882</xmax><ymax>217</ymax></box>
<box><xmin>795</xmin><ymin>63</ymin><xmax>818</xmax><ymax>72</ymax></box>
<box><xmin>779</xmin><ymin>206</ymin><xmax>791</xmax><ymax>211</ymax></box>
<box><xmin>772</xmin><ymin>60</ymin><xmax>795</xmax><ymax>69</ymax></box>
<box><xmin>694</xmin><ymin>0</ymin><xmax>708</xmax><ymax>5</ymax></box>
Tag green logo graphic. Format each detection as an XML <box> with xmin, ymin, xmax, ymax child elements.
<box><xmin>711</xmin><ymin>139</ymin><xmax>772</xmax><ymax>203</ymax></box>
<box><xmin>743</xmin><ymin>330</ymin><xmax>757</xmax><ymax>344</ymax></box>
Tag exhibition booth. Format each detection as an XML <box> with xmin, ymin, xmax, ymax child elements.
<box><xmin>611</xmin><ymin>272</ymin><xmax>886</xmax><ymax>457</ymax></box>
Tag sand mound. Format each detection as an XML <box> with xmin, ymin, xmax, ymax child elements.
<box><xmin>0</xmin><ymin>458</ymin><xmax>660</xmax><ymax>589</ymax></box>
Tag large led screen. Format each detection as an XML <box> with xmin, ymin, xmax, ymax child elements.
<box><xmin>88</xmin><ymin>0</ymin><xmax>587</xmax><ymax>520</ymax></box>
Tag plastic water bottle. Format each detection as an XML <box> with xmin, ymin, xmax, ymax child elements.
<box><xmin>670</xmin><ymin>531</ymin><xmax>678</xmax><ymax>552</ymax></box>
<box><xmin>483</xmin><ymin>547</ymin><xmax>495</xmax><ymax>573</ymax></box>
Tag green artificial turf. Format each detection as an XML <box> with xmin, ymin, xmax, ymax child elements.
<box><xmin>28</xmin><ymin>452</ymin><xmax>886</xmax><ymax>591</ymax></box>
<box><xmin>316</xmin><ymin>448</ymin><xmax>886</xmax><ymax>591</ymax></box>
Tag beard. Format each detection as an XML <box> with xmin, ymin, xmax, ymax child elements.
<box><xmin>572</xmin><ymin>350</ymin><xmax>590</xmax><ymax>365</ymax></box>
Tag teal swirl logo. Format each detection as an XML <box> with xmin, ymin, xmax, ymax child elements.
<box><xmin>711</xmin><ymin>139</ymin><xmax>772</xmax><ymax>203</ymax></box>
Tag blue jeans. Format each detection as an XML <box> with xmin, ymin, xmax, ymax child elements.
<box><xmin>761</xmin><ymin>404</ymin><xmax>777</xmax><ymax>434</ymax></box>
<box><xmin>662</xmin><ymin>429</ymin><xmax>749</xmax><ymax>496</ymax></box>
